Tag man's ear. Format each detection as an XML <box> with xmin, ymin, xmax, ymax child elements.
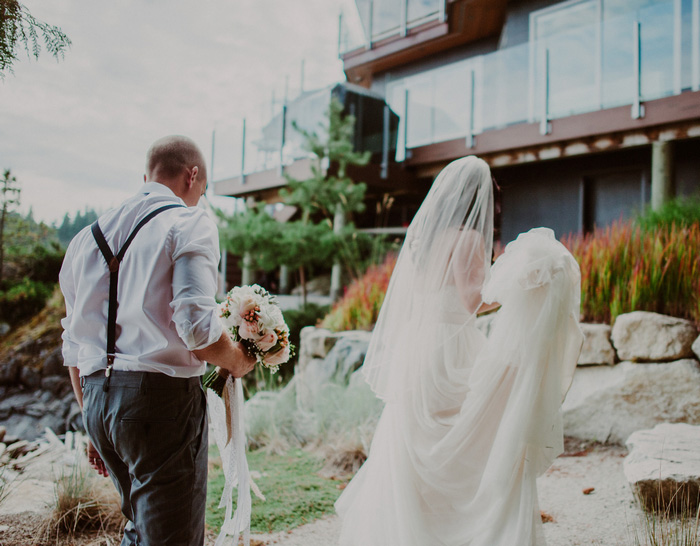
<box><xmin>187</xmin><ymin>166</ymin><xmax>199</xmax><ymax>188</ymax></box>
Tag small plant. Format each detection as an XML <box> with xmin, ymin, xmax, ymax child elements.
<box><xmin>636</xmin><ymin>195</ymin><xmax>700</xmax><ymax>231</ymax></box>
<box><xmin>629</xmin><ymin>488</ymin><xmax>700</xmax><ymax>546</ymax></box>
<box><xmin>41</xmin><ymin>451</ymin><xmax>124</xmax><ymax>540</ymax></box>
<box><xmin>321</xmin><ymin>253</ymin><xmax>397</xmax><ymax>331</ymax></box>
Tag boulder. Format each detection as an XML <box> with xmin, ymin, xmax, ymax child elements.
<box><xmin>693</xmin><ymin>335</ymin><xmax>700</xmax><ymax>361</ymax></box>
<box><xmin>19</xmin><ymin>366</ymin><xmax>41</xmax><ymax>389</ymax></box>
<box><xmin>624</xmin><ymin>423</ymin><xmax>700</xmax><ymax>513</ymax></box>
<box><xmin>0</xmin><ymin>358</ymin><xmax>19</xmax><ymax>385</ymax></box>
<box><xmin>41</xmin><ymin>348</ymin><xmax>64</xmax><ymax>377</ymax></box>
<box><xmin>295</xmin><ymin>329</ymin><xmax>372</xmax><ymax>412</ymax></box>
<box><xmin>563</xmin><ymin>360</ymin><xmax>700</xmax><ymax>444</ymax></box>
<box><xmin>578</xmin><ymin>324</ymin><xmax>616</xmax><ymax>366</ymax></box>
<box><xmin>611</xmin><ymin>311</ymin><xmax>697</xmax><ymax>362</ymax></box>
<box><xmin>298</xmin><ymin>327</ymin><xmax>341</xmax><ymax>367</ymax></box>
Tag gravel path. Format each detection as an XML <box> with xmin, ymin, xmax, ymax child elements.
<box><xmin>253</xmin><ymin>445</ymin><xmax>640</xmax><ymax>546</ymax></box>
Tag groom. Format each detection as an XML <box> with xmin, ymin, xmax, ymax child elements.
<box><xmin>60</xmin><ymin>135</ymin><xmax>256</xmax><ymax>545</ymax></box>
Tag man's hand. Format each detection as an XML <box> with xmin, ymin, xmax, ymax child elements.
<box><xmin>87</xmin><ymin>440</ymin><xmax>109</xmax><ymax>477</ymax></box>
<box><xmin>229</xmin><ymin>341</ymin><xmax>256</xmax><ymax>378</ymax></box>
<box><xmin>193</xmin><ymin>332</ymin><xmax>256</xmax><ymax>377</ymax></box>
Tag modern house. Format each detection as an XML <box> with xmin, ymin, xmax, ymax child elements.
<box><xmin>214</xmin><ymin>0</ymin><xmax>700</xmax><ymax>245</ymax></box>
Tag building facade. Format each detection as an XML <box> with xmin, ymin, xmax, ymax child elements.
<box><xmin>215</xmin><ymin>0</ymin><xmax>700</xmax><ymax>243</ymax></box>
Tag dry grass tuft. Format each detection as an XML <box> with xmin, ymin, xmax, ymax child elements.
<box><xmin>40</xmin><ymin>456</ymin><xmax>125</xmax><ymax>541</ymax></box>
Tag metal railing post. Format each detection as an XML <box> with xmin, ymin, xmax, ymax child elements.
<box><xmin>466</xmin><ymin>69</ymin><xmax>476</xmax><ymax>148</ymax></box>
<box><xmin>693</xmin><ymin>0</ymin><xmax>700</xmax><ymax>91</ymax></box>
<box><xmin>403</xmin><ymin>88</ymin><xmax>409</xmax><ymax>160</ymax></box>
<box><xmin>338</xmin><ymin>12</ymin><xmax>343</xmax><ymax>57</ymax></box>
<box><xmin>241</xmin><ymin>118</ymin><xmax>247</xmax><ymax>185</ymax></box>
<box><xmin>539</xmin><ymin>48</ymin><xmax>551</xmax><ymax>135</ymax></box>
<box><xmin>401</xmin><ymin>0</ymin><xmax>408</xmax><ymax>37</ymax></box>
<box><xmin>278</xmin><ymin>104</ymin><xmax>287</xmax><ymax>177</ymax></box>
<box><xmin>381</xmin><ymin>104</ymin><xmax>390</xmax><ymax>179</ymax></box>
<box><xmin>210</xmin><ymin>130</ymin><xmax>216</xmax><ymax>188</ymax></box>
<box><xmin>632</xmin><ymin>20</ymin><xmax>645</xmax><ymax>119</ymax></box>
<box><xmin>367</xmin><ymin>1</ymin><xmax>374</xmax><ymax>50</ymax></box>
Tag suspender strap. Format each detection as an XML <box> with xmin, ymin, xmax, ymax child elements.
<box><xmin>91</xmin><ymin>203</ymin><xmax>185</xmax><ymax>371</ymax></box>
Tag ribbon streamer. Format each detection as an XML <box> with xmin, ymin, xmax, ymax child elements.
<box><xmin>207</xmin><ymin>377</ymin><xmax>265</xmax><ymax>546</ymax></box>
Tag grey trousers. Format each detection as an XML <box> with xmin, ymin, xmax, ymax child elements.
<box><xmin>82</xmin><ymin>370</ymin><xmax>208</xmax><ymax>546</ymax></box>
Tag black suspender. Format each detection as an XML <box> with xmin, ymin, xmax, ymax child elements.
<box><xmin>91</xmin><ymin>204</ymin><xmax>185</xmax><ymax>384</ymax></box>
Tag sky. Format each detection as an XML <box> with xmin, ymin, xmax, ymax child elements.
<box><xmin>0</xmin><ymin>1</ymin><xmax>346</xmax><ymax>224</ymax></box>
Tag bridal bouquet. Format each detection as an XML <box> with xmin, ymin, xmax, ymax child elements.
<box><xmin>203</xmin><ymin>284</ymin><xmax>293</xmax><ymax>396</ymax></box>
<box><xmin>203</xmin><ymin>285</ymin><xmax>293</xmax><ymax>546</ymax></box>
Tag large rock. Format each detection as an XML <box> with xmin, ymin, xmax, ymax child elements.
<box><xmin>563</xmin><ymin>360</ymin><xmax>700</xmax><ymax>444</ymax></box>
<box><xmin>295</xmin><ymin>329</ymin><xmax>372</xmax><ymax>411</ymax></box>
<box><xmin>611</xmin><ymin>311</ymin><xmax>697</xmax><ymax>362</ymax></box>
<box><xmin>624</xmin><ymin>423</ymin><xmax>700</xmax><ymax>513</ymax></box>
<box><xmin>692</xmin><ymin>335</ymin><xmax>700</xmax><ymax>361</ymax></box>
<box><xmin>298</xmin><ymin>327</ymin><xmax>341</xmax><ymax>368</ymax></box>
<box><xmin>578</xmin><ymin>324</ymin><xmax>616</xmax><ymax>366</ymax></box>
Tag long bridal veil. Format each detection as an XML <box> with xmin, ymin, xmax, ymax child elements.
<box><xmin>336</xmin><ymin>156</ymin><xmax>583</xmax><ymax>546</ymax></box>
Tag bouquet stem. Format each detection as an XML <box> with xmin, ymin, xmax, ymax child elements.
<box><xmin>203</xmin><ymin>366</ymin><xmax>230</xmax><ymax>397</ymax></box>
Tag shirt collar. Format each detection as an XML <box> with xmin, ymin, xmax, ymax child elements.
<box><xmin>142</xmin><ymin>181</ymin><xmax>184</xmax><ymax>204</ymax></box>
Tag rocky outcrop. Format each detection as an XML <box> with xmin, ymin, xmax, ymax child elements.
<box><xmin>562</xmin><ymin>360</ymin><xmax>700</xmax><ymax>444</ymax></box>
<box><xmin>611</xmin><ymin>312</ymin><xmax>697</xmax><ymax>362</ymax></box>
<box><xmin>624</xmin><ymin>423</ymin><xmax>700</xmax><ymax>512</ymax></box>
<box><xmin>0</xmin><ymin>343</ymin><xmax>80</xmax><ymax>442</ymax></box>
<box><xmin>295</xmin><ymin>327</ymin><xmax>372</xmax><ymax>412</ymax></box>
<box><xmin>578</xmin><ymin>324</ymin><xmax>616</xmax><ymax>366</ymax></box>
<box><xmin>692</xmin><ymin>335</ymin><xmax>700</xmax><ymax>361</ymax></box>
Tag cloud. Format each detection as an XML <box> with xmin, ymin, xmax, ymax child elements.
<box><xmin>0</xmin><ymin>0</ymin><xmax>345</xmax><ymax>223</ymax></box>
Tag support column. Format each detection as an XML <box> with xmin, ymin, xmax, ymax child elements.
<box><xmin>241</xmin><ymin>252</ymin><xmax>253</xmax><ymax>287</ymax></box>
<box><xmin>651</xmin><ymin>141</ymin><xmax>674</xmax><ymax>211</ymax></box>
<box><xmin>279</xmin><ymin>264</ymin><xmax>290</xmax><ymax>295</ymax></box>
<box><xmin>330</xmin><ymin>203</ymin><xmax>346</xmax><ymax>302</ymax></box>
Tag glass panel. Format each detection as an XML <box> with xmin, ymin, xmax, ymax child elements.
<box><xmin>373</xmin><ymin>0</ymin><xmax>402</xmax><ymax>38</ymax></box>
<box><xmin>408</xmin><ymin>0</ymin><xmax>439</xmax><ymax>23</ymax></box>
<box><xmin>481</xmin><ymin>42</ymin><xmax>530</xmax><ymax>131</ymax></box>
<box><xmin>406</xmin><ymin>77</ymin><xmax>433</xmax><ymax>147</ymax></box>
<box><xmin>531</xmin><ymin>0</ymin><xmax>599</xmax><ymax>120</ymax></box>
<box><xmin>601</xmin><ymin>10</ymin><xmax>636</xmax><ymax>109</ymax></box>
<box><xmin>340</xmin><ymin>0</ymin><xmax>367</xmax><ymax>53</ymax></box>
<box><xmin>681</xmin><ymin>0</ymin><xmax>693</xmax><ymax>90</ymax></box>
<box><xmin>639</xmin><ymin>1</ymin><xmax>675</xmax><ymax>100</ymax></box>
<box><xmin>433</xmin><ymin>64</ymin><xmax>469</xmax><ymax>142</ymax></box>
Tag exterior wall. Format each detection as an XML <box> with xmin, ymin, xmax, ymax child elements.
<box><xmin>496</xmin><ymin>146</ymin><xmax>653</xmax><ymax>241</ymax></box>
<box><xmin>676</xmin><ymin>138</ymin><xmax>700</xmax><ymax>197</ymax></box>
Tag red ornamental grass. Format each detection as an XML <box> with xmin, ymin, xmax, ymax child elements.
<box><xmin>562</xmin><ymin>221</ymin><xmax>700</xmax><ymax>325</ymax></box>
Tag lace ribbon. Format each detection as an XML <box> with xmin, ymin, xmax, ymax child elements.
<box><xmin>207</xmin><ymin>377</ymin><xmax>265</xmax><ymax>546</ymax></box>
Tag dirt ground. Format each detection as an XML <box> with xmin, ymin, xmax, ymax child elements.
<box><xmin>0</xmin><ymin>440</ymin><xmax>643</xmax><ymax>546</ymax></box>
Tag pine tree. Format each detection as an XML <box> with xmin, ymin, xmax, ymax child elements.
<box><xmin>0</xmin><ymin>169</ymin><xmax>20</xmax><ymax>282</ymax></box>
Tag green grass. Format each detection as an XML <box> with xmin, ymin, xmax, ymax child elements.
<box><xmin>206</xmin><ymin>448</ymin><xmax>345</xmax><ymax>534</ymax></box>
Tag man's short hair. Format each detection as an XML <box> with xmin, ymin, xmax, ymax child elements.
<box><xmin>146</xmin><ymin>135</ymin><xmax>207</xmax><ymax>181</ymax></box>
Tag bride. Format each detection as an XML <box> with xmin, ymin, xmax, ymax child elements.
<box><xmin>335</xmin><ymin>156</ymin><xmax>583</xmax><ymax>546</ymax></box>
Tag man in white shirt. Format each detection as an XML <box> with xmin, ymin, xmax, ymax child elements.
<box><xmin>60</xmin><ymin>135</ymin><xmax>255</xmax><ymax>545</ymax></box>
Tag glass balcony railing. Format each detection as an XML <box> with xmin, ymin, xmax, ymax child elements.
<box><xmin>338</xmin><ymin>0</ymin><xmax>445</xmax><ymax>55</ymax></box>
<box><xmin>385</xmin><ymin>0</ymin><xmax>698</xmax><ymax>153</ymax></box>
<box><xmin>212</xmin><ymin>84</ymin><xmax>399</xmax><ymax>186</ymax></box>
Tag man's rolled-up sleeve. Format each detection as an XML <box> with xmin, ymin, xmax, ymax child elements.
<box><xmin>170</xmin><ymin>211</ymin><xmax>224</xmax><ymax>351</ymax></box>
<box><xmin>59</xmin><ymin>244</ymin><xmax>80</xmax><ymax>367</ymax></box>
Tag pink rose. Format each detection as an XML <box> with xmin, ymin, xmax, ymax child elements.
<box><xmin>264</xmin><ymin>345</ymin><xmax>290</xmax><ymax>367</ymax></box>
<box><xmin>257</xmin><ymin>330</ymin><xmax>278</xmax><ymax>352</ymax></box>
<box><xmin>238</xmin><ymin>320</ymin><xmax>262</xmax><ymax>341</ymax></box>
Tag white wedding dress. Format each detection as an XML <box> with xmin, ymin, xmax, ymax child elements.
<box><xmin>336</xmin><ymin>224</ymin><xmax>583</xmax><ymax>546</ymax></box>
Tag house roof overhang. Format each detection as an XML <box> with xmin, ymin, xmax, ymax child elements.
<box><xmin>342</xmin><ymin>0</ymin><xmax>508</xmax><ymax>87</ymax></box>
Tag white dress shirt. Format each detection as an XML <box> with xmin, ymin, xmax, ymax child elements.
<box><xmin>60</xmin><ymin>182</ymin><xmax>223</xmax><ymax>377</ymax></box>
